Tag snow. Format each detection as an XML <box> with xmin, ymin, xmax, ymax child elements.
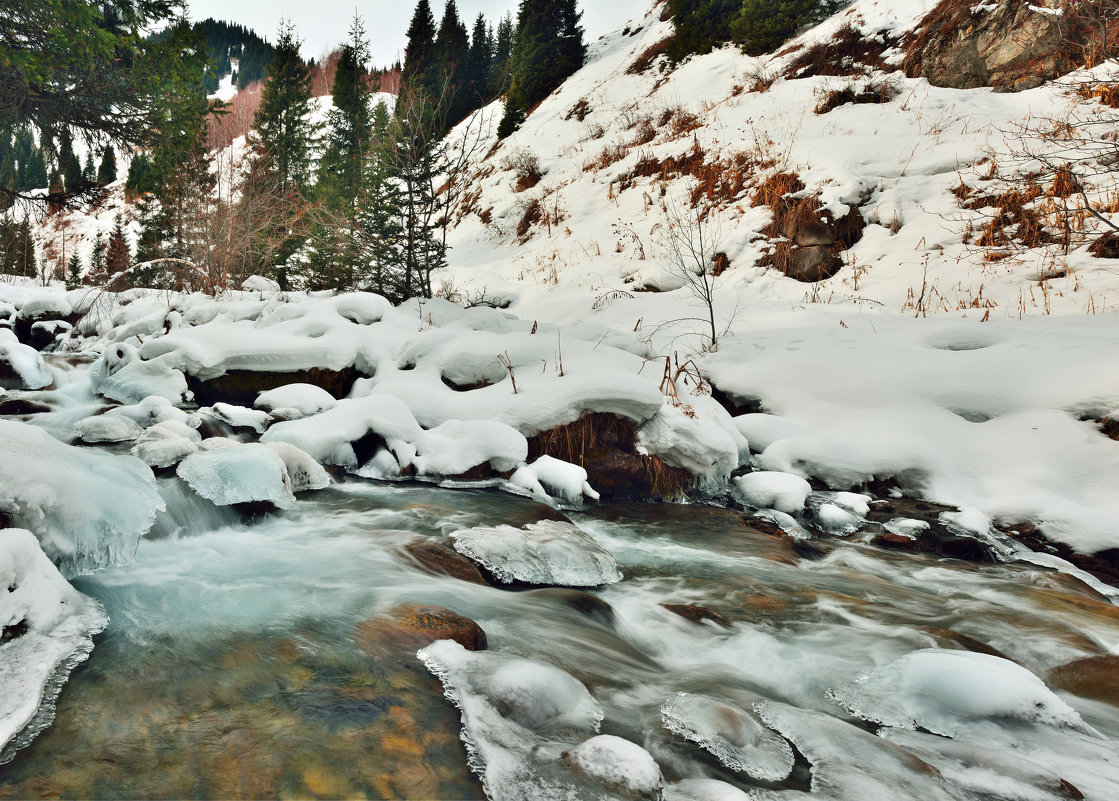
<box><xmin>665</xmin><ymin>778</ymin><xmax>754</xmax><ymax>801</ymax></box>
<box><xmin>828</xmin><ymin>649</ymin><xmax>1093</xmax><ymax>738</ymax></box>
<box><xmin>261</xmin><ymin>442</ymin><xmax>331</xmax><ymax>493</ymax></box>
<box><xmin>561</xmin><ymin>735</ymin><xmax>664</xmax><ymax>799</ymax></box>
<box><xmin>451</xmin><ymin>520</ymin><xmax>623</xmax><ymax>587</ymax></box>
<box><xmin>0</xmin><ymin>331</ymin><xmax>52</xmax><ymax>390</ymax></box>
<box><xmin>130</xmin><ymin>420</ymin><xmax>202</xmax><ymax>468</ymax></box>
<box><xmin>735</xmin><ymin>413</ymin><xmax>805</xmax><ymax>454</ymax></box>
<box><xmin>201</xmin><ymin>402</ymin><xmax>271</xmax><ymax>433</ymax></box>
<box><xmin>509</xmin><ymin>454</ymin><xmax>600</xmax><ymax>502</ymax></box>
<box><xmin>735</xmin><ymin>471</ymin><xmax>813</xmax><ymax>514</ymax></box>
<box><xmin>0</xmin><ymin>420</ymin><xmax>164</xmax><ymax>577</ymax></box>
<box><xmin>254</xmin><ymin>383</ymin><xmax>337</xmax><ymax>420</ymax></box>
<box><xmin>0</xmin><ymin>528</ymin><xmax>108</xmax><ymax>760</ymax></box>
<box><xmin>90</xmin><ymin>343</ymin><xmax>188</xmax><ymax>405</ymax></box>
<box><xmin>661</xmin><ymin>691</ymin><xmax>794</xmax><ymax>781</ymax></box>
<box><xmin>176</xmin><ymin>444</ymin><xmax>296</xmax><ymax>509</ymax></box>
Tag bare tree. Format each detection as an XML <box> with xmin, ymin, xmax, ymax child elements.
<box><xmin>656</xmin><ymin>195</ymin><xmax>725</xmax><ymax>351</ymax></box>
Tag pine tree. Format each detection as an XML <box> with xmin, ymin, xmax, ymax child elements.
<box><xmin>731</xmin><ymin>0</ymin><xmax>846</xmax><ymax>55</ymax></box>
<box><xmin>403</xmin><ymin>0</ymin><xmax>439</xmax><ymax>97</ymax></box>
<box><xmin>354</xmin><ymin>101</ymin><xmax>406</xmax><ymax>295</ymax></box>
<box><xmin>23</xmin><ymin>147</ymin><xmax>47</xmax><ymax>190</ymax></box>
<box><xmin>82</xmin><ymin>151</ymin><xmax>96</xmax><ymax>185</ymax></box>
<box><xmin>106</xmin><ymin>216</ymin><xmax>130</xmax><ymax>276</ymax></box>
<box><xmin>97</xmin><ymin>146</ymin><xmax>117</xmax><ymax>186</ymax></box>
<box><xmin>497</xmin><ymin>0</ymin><xmax>585</xmax><ymax>138</ymax></box>
<box><xmin>89</xmin><ymin>230</ymin><xmax>106</xmax><ymax>280</ymax></box>
<box><xmin>58</xmin><ymin>133</ymin><xmax>84</xmax><ymax>194</ymax></box>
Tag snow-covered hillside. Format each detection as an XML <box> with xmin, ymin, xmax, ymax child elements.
<box><xmin>439</xmin><ymin>0</ymin><xmax>1117</xmax><ymax>325</ymax></box>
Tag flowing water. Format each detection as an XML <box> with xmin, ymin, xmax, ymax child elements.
<box><xmin>2</xmin><ymin>478</ymin><xmax>1119</xmax><ymax>799</ymax></box>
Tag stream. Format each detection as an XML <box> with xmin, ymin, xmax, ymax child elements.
<box><xmin>2</xmin><ymin>476</ymin><xmax>1119</xmax><ymax>799</ymax></box>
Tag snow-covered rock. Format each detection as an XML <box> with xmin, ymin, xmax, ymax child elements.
<box><xmin>254</xmin><ymin>382</ymin><xmax>337</xmax><ymax>420</ymax></box>
<box><xmin>0</xmin><ymin>330</ymin><xmax>51</xmax><ymax>390</ymax></box>
<box><xmin>262</xmin><ymin>442</ymin><xmax>331</xmax><ymax>493</ymax></box>
<box><xmin>735</xmin><ymin>471</ymin><xmax>813</xmax><ymax>514</ymax></box>
<box><xmin>451</xmin><ymin>520</ymin><xmax>622</xmax><ymax>586</ymax></box>
<box><xmin>74</xmin><ymin>413</ymin><xmax>145</xmax><ymax>444</ymax></box>
<box><xmin>510</xmin><ymin>454</ymin><xmax>600</xmax><ymax>502</ymax></box>
<box><xmin>130</xmin><ymin>420</ymin><xmax>201</xmax><ymax>468</ymax></box>
<box><xmin>561</xmin><ymin>735</ymin><xmax>664</xmax><ymax>800</ymax></box>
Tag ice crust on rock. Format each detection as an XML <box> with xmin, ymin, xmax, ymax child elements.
<box><xmin>0</xmin><ymin>528</ymin><xmax>108</xmax><ymax>760</ymax></box>
<box><xmin>0</xmin><ymin>330</ymin><xmax>52</xmax><ymax>390</ymax></box>
<box><xmin>664</xmin><ymin>778</ymin><xmax>754</xmax><ymax>801</ymax></box>
<box><xmin>735</xmin><ymin>471</ymin><xmax>813</xmax><ymax>514</ymax></box>
<box><xmin>828</xmin><ymin>649</ymin><xmax>1093</xmax><ymax>739</ymax></box>
<box><xmin>90</xmin><ymin>343</ymin><xmax>187</xmax><ymax>404</ymax></box>
<box><xmin>177</xmin><ymin>444</ymin><xmax>296</xmax><ymax>508</ymax></box>
<box><xmin>660</xmin><ymin>692</ymin><xmax>794</xmax><ymax>781</ymax></box>
<box><xmin>452</xmin><ymin>520</ymin><xmax>622</xmax><ymax>586</ymax></box>
<box><xmin>261</xmin><ymin>442</ymin><xmax>331</xmax><ymax>493</ymax></box>
<box><xmin>561</xmin><ymin>735</ymin><xmax>664</xmax><ymax>800</ymax></box>
<box><xmin>201</xmin><ymin>402</ymin><xmax>271</xmax><ymax>433</ymax></box>
<box><xmin>418</xmin><ymin>639</ymin><xmax>609</xmax><ymax>801</ymax></box>
<box><xmin>106</xmin><ymin>395</ymin><xmax>195</xmax><ymax>428</ymax></box>
<box><xmin>254</xmin><ymin>383</ymin><xmax>337</xmax><ymax>420</ymax></box>
<box><xmin>130</xmin><ymin>420</ymin><xmax>201</xmax><ymax>468</ymax></box>
<box><xmin>74</xmin><ymin>413</ymin><xmax>144</xmax><ymax>443</ymax></box>
<box><xmin>0</xmin><ymin>420</ymin><xmax>164</xmax><ymax>577</ymax></box>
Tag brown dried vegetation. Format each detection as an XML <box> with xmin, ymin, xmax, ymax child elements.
<box><xmin>814</xmin><ymin>79</ymin><xmax>900</xmax><ymax>115</ymax></box>
<box><xmin>628</xmin><ymin>37</ymin><xmax>674</xmax><ymax>75</ymax></box>
<box><xmin>786</xmin><ymin>24</ymin><xmax>893</xmax><ymax>78</ymax></box>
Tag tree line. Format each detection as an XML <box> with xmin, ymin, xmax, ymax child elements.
<box><xmin>666</xmin><ymin>0</ymin><xmax>852</xmax><ymax>59</ymax></box>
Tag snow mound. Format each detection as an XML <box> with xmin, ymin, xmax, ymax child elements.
<box><xmin>561</xmin><ymin>735</ymin><xmax>664</xmax><ymax>800</ymax></box>
<box><xmin>0</xmin><ymin>528</ymin><xmax>108</xmax><ymax>761</ymax></box>
<box><xmin>0</xmin><ymin>331</ymin><xmax>52</xmax><ymax>390</ymax></box>
<box><xmin>262</xmin><ymin>442</ymin><xmax>331</xmax><ymax>493</ymax></box>
<box><xmin>0</xmin><ymin>420</ymin><xmax>163</xmax><ymax>577</ymax></box>
<box><xmin>661</xmin><ymin>692</ymin><xmax>794</xmax><ymax>781</ymax></box>
<box><xmin>90</xmin><ymin>343</ymin><xmax>187</xmax><ymax>404</ymax></box>
<box><xmin>452</xmin><ymin>520</ymin><xmax>622</xmax><ymax>586</ymax></box>
<box><xmin>735</xmin><ymin>471</ymin><xmax>813</xmax><ymax>514</ymax></box>
<box><xmin>74</xmin><ymin>413</ymin><xmax>144</xmax><ymax>444</ymax></box>
<box><xmin>107</xmin><ymin>395</ymin><xmax>195</xmax><ymax>428</ymax></box>
<box><xmin>665</xmin><ymin>779</ymin><xmax>754</xmax><ymax>801</ymax></box>
<box><xmin>418</xmin><ymin>639</ymin><xmax>607</xmax><ymax>801</ymax></box>
<box><xmin>177</xmin><ymin>444</ymin><xmax>296</xmax><ymax>508</ymax></box>
<box><xmin>201</xmin><ymin>402</ymin><xmax>271</xmax><ymax>433</ymax></box>
<box><xmin>829</xmin><ymin>649</ymin><xmax>1093</xmax><ymax>739</ymax></box>
<box><xmin>509</xmin><ymin>454</ymin><xmax>600</xmax><ymax>502</ymax></box>
<box><xmin>254</xmin><ymin>382</ymin><xmax>337</xmax><ymax>420</ymax></box>
<box><xmin>734</xmin><ymin>413</ymin><xmax>805</xmax><ymax>454</ymax></box>
<box><xmin>130</xmin><ymin>420</ymin><xmax>201</xmax><ymax>468</ymax></box>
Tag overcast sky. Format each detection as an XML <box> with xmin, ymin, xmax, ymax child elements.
<box><xmin>185</xmin><ymin>1</ymin><xmax>650</xmax><ymax>67</ymax></box>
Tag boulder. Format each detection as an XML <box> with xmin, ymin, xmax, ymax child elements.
<box><xmin>1049</xmin><ymin>654</ymin><xmax>1119</xmax><ymax>706</ymax></box>
<box><xmin>402</xmin><ymin>540</ymin><xmax>491</xmax><ymax>586</ymax></box>
<box><xmin>355</xmin><ymin>605</ymin><xmax>488</xmax><ymax>656</ymax></box>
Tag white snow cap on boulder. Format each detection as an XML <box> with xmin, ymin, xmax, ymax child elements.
<box><xmin>0</xmin><ymin>330</ymin><xmax>52</xmax><ymax>390</ymax></box>
<box><xmin>735</xmin><ymin>471</ymin><xmax>813</xmax><ymax>514</ymax></box>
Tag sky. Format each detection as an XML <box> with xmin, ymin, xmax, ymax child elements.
<box><xmin>185</xmin><ymin>1</ymin><xmax>651</xmax><ymax>67</ymax></box>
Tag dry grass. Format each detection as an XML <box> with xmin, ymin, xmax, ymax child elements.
<box><xmin>787</xmin><ymin>24</ymin><xmax>892</xmax><ymax>78</ymax></box>
<box><xmin>565</xmin><ymin>97</ymin><xmax>592</xmax><ymax>122</ymax></box>
<box><xmin>628</xmin><ymin>36</ymin><xmax>673</xmax><ymax>75</ymax></box>
<box><xmin>813</xmin><ymin>79</ymin><xmax>900</xmax><ymax>115</ymax></box>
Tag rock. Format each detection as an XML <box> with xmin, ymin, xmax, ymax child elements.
<box><xmin>562</xmin><ymin>735</ymin><xmax>665</xmax><ymax>801</ymax></box>
<box><xmin>186</xmin><ymin>366</ymin><xmax>359</xmax><ymax>407</ymax></box>
<box><xmin>356</xmin><ymin>605</ymin><xmax>488</xmax><ymax>656</ymax></box>
<box><xmin>903</xmin><ymin>0</ymin><xmax>1075</xmax><ymax>92</ymax></box>
<box><xmin>403</xmin><ymin>540</ymin><xmax>491</xmax><ymax>586</ymax></box>
<box><xmin>1090</xmin><ymin>233</ymin><xmax>1119</xmax><ymax>259</ymax></box>
<box><xmin>0</xmin><ymin>398</ymin><xmax>51</xmax><ymax>416</ymax></box>
<box><xmin>531</xmin><ymin>588</ymin><xmax>616</xmax><ymax>625</ymax></box>
<box><xmin>663</xmin><ymin>604</ymin><xmax>731</xmax><ymax>628</ymax></box>
<box><xmin>873</xmin><ymin>531</ymin><xmax>921</xmax><ymax>550</ymax></box>
<box><xmin>1049</xmin><ymin>655</ymin><xmax>1119</xmax><ymax>706</ymax></box>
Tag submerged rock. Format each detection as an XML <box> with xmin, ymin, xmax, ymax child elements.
<box><xmin>356</xmin><ymin>605</ymin><xmax>488</xmax><ymax>656</ymax></box>
<box><xmin>1049</xmin><ymin>655</ymin><xmax>1119</xmax><ymax>707</ymax></box>
<box><xmin>451</xmin><ymin>520</ymin><xmax>622</xmax><ymax>587</ymax></box>
<box><xmin>403</xmin><ymin>540</ymin><xmax>491</xmax><ymax>586</ymax></box>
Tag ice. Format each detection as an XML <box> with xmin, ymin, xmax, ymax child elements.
<box><xmin>90</xmin><ymin>343</ymin><xmax>187</xmax><ymax>404</ymax></box>
<box><xmin>510</xmin><ymin>454</ymin><xmax>601</xmax><ymax>502</ymax></box>
<box><xmin>0</xmin><ymin>420</ymin><xmax>164</xmax><ymax>577</ymax></box>
<box><xmin>74</xmin><ymin>413</ymin><xmax>144</xmax><ymax>444</ymax></box>
<box><xmin>254</xmin><ymin>382</ymin><xmax>337</xmax><ymax>420</ymax></box>
<box><xmin>561</xmin><ymin>735</ymin><xmax>664</xmax><ymax>800</ymax></box>
<box><xmin>755</xmin><ymin>700</ymin><xmax>960</xmax><ymax>801</ymax></box>
<box><xmin>735</xmin><ymin>472</ymin><xmax>813</xmax><ymax>514</ymax></box>
<box><xmin>828</xmin><ymin>649</ymin><xmax>1093</xmax><ymax>739</ymax></box>
<box><xmin>177</xmin><ymin>444</ymin><xmax>296</xmax><ymax>509</ymax></box>
<box><xmin>452</xmin><ymin>520</ymin><xmax>622</xmax><ymax>586</ymax></box>
<box><xmin>660</xmin><ymin>692</ymin><xmax>794</xmax><ymax>781</ymax></box>
<box><xmin>810</xmin><ymin>501</ymin><xmax>863</xmax><ymax>536</ymax></box>
<box><xmin>201</xmin><ymin>402</ymin><xmax>271</xmax><ymax>433</ymax></box>
<box><xmin>0</xmin><ymin>528</ymin><xmax>108</xmax><ymax>760</ymax></box>
<box><xmin>0</xmin><ymin>330</ymin><xmax>52</xmax><ymax>390</ymax></box>
<box><xmin>106</xmin><ymin>395</ymin><xmax>195</xmax><ymax>428</ymax></box>
<box><xmin>884</xmin><ymin>518</ymin><xmax>931</xmax><ymax>539</ymax></box>
<box><xmin>130</xmin><ymin>420</ymin><xmax>202</xmax><ymax>468</ymax></box>
<box><xmin>261</xmin><ymin>442</ymin><xmax>331</xmax><ymax>493</ymax></box>
<box><xmin>665</xmin><ymin>779</ymin><xmax>754</xmax><ymax>801</ymax></box>
<box><xmin>418</xmin><ymin>639</ymin><xmax>607</xmax><ymax>801</ymax></box>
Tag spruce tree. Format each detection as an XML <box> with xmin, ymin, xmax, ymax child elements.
<box><xmin>23</xmin><ymin>147</ymin><xmax>47</xmax><ymax>190</ymax></box>
<box><xmin>89</xmin><ymin>230</ymin><xmax>106</xmax><ymax>280</ymax></box>
<box><xmin>97</xmin><ymin>147</ymin><xmax>117</xmax><ymax>186</ymax></box>
<box><xmin>250</xmin><ymin>22</ymin><xmax>315</xmax><ymax>197</ymax></box>
<box><xmin>464</xmin><ymin>14</ymin><xmax>493</xmax><ymax>109</ymax></box>
<box><xmin>497</xmin><ymin>0</ymin><xmax>585</xmax><ymax>139</ymax></box>
<box><xmin>58</xmin><ymin>133</ymin><xmax>84</xmax><ymax>194</ymax></box>
<box><xmin>106</xmin><ymin>216</ymin><xmax>130</xmax><ymax>276</ymax></box>
<box><xmin>403</xmin><ymin>0</ymin><xmax>439</xmax><ymax>98</ymax></box>
<box><xmin>354</xmin><ymin>101</ymin><xmax>405</xmax><ymax>295</ymax></box>
<box><xmin>731</xmin><ymin>0</ymin><xmax>846</xmax><ymax>55</ymax></box>
<box><xmin>82</xmin><ymin>152</ymin><xmax>96</xmax><ymax>185</ymax></box>
<box><xmin>490</xmin><ymin>14</ymin><xmax>514</xmax><ymax>95</ymax></box>
<box><xmin>433</xmin><ymin>1</ymin><xmax>470</xmax><ymax>125</ymax></box>
<box><xmin>65</xmin><ymin>250</ymin><xmax>83</xmax><ymax>289</ymax></box>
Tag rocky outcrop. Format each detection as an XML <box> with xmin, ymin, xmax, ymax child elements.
<box><xmin>903</xmin><ymin>0</ymin><xmax>1077</xmax><ymax>91</ymax></box>
<box><xmin>186</xmin><ymin>366</ymin><xmax>359</xmax><ymax>407</ymax></box>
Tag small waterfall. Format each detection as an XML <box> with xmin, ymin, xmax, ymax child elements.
<box><xmin>147</xmin><ymin>477</ymin><xmax>241</xmax><ymax>540</ymax></box>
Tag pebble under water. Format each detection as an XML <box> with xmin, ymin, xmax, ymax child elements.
<box><xmin>2</xmin><ymin>479</ymin><xmax>1119</xmax><ymax>800</ymax></box>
